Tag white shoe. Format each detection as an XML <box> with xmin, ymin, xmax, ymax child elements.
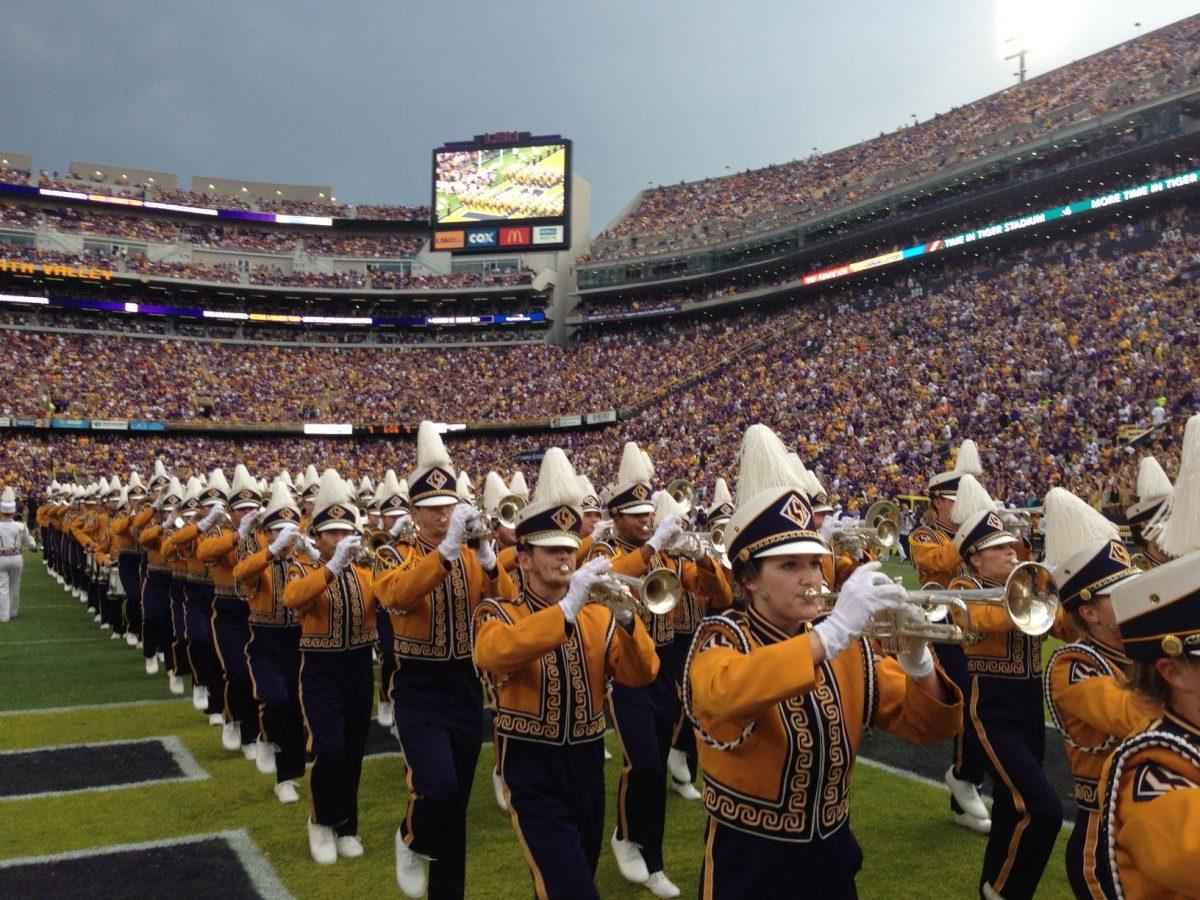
<box><xmin>208</xmin><ymin>713</ymin><xmax>224</xmax><ymax>726</ymax></box>
<box><xmin>145</xmin><ymin>656</ymin><xmax>160</xmax><ymax>676</ymax></box>
<box><xmin>376</xmin><ymin>698</ymin><xmax>394</xmax><ymax>729</ymax></box>
<box><xmin>604</xmin><ymin>747</ymin><xmax>613</xmax><ymax>761</ymax></box>
<box><xmin>157</xmin><ymin>652</ymin><xmax>165</xmax><ymax>663</ymax></box>
<box><xmin>192</xmin><ymin>685</ymin><xmax>208</xmax><ymax>711</ymax></box>
<box><xmin>95</xmin><ymin>614</ymin><xmax>104</xmax><ymax>623</ymax></box>
<box><xmin>168</xmin><ymin>674</ymin><xmax>185</xmax><ymax>695</ymax></box>
<box><xmin>954</xmin><ymin>812</ymin><xmax>992</xmax><ymax>834</ymax></box>
<box><xmin>256</xmin><ymin>740</ymin><xmax>278</xmax><ymax>775</ymax></box>
<box><xmin>336</xmin><ymin>835</ymin><xmax>364</xmax><ymax>859</ymax></box>
<box><xmin>125</xmin><ymin>632</ymin><xmax>138</xmax><ymax>647</ymax></box>
<box><xmin>221</xmin><ymin>722</ymin><xmax>240</xmax><ymax>751</ymax></box>
<box><xmin>394</xmin><ymin>828</ymin><xmax>429</xmax><ymax>897</ymax></box>
<box><xmin>945</xmin><ymin>768</ymin><xmax>989</xmax><ymax>820</ymax></box>
<box><xmin>137</xmin><ymin>640</ymin><xmax>144</xmax><ymax>650</ymax></box>
<box><xmin>671</xmin><ymin>779</ymin><xmax>702</xmax><ymax>800</ymax></box>
<box><xmin>611</xmin><ymin>828</ymin><xmax>650</xmax><ymax>884</ymax></box>
<box><xmin>274</xmin><ymin>780</ymin><xmax>299</xmax><ymax>804</ymax></box>
<box><xmin>307</xmin><ymin>819</ymin><xmax>338</xmax><ymax>865</ymax></box>
<box><xmin>109</xmin><ymin>631</ymin><xmax>120</xmax><ymax>639</ymax></box>
<box><xmin>492</xmin><ymin>767</ymin><xmax>508</xmax><ymax>812</ymax></box>
<box><xmin>241</xmin><ymin>743</ymin><xmax>257</xmax><ymax>761</ymax></box>
<box><xmin>645</xmin><ymin>871</ymin><xmax>681</xmax><ymax>898</ymax></box>
<box><xmin>667</xmin><ymin>748</ymin><xmax>691</xmax><ymax>784</ymax></box>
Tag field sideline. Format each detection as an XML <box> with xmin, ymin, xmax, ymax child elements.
<box><xmin>0</xmin><ymin>552</ymin><xmax>1074</xmax><ymax>898</ymax></box>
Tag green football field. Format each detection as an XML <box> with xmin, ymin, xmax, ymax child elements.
<box><xmin>0</xmin><ymin>552</ymin><xmax>1073</xmax><ymax>898</ymax></box>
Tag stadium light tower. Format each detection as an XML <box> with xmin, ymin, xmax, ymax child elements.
<box><xmin>995</xmin><ymin>0</ymin><xmax>1079</xmax><ymax>85</ymax></box>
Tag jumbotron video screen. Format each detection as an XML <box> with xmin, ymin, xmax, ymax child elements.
<box><xmin>431</xmin><ymin>134</ymin><xmax>571</xmax><ymax>252</ymax></box>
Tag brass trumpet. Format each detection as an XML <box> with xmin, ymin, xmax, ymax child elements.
<box><xmin>828</xmin><ymin>517</ymin><xmax>898</xmax><ymax>554</ymax></box>
<box><xmin>591</xmin><ymin>568</ymin><xmax>681</xmax><ymax>617</ymax></box>
<box><xmin>667</xmin><ymin>479</ymin><xmax>695</xmax><ymax>513</ymax></box>
<box><xmin>358</xmin><ymin>529</ymin><xmax>406</xmax><ymax>570</ymax></box>
<box><xmin>668</xmin><ymin>530</ymin><xmax>730</xmax><ymax>569</ymax></box>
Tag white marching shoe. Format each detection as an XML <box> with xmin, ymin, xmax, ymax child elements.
<box><xmin>241</xmin><ymin>743</ymin><xmax>257</xmax><ymax>762</ymax></box>
<box><xmin>256</xmin><ymin>739</ymin><xmax>278</xmax><ymax>775</ymax></box>
<box><xmin>395</xmin><ymin>828</ymin><xmax>429</xmax><ymax>897</ymax></box>
<box><xmin>207</xmin><ymin>713</ymin><xmax>224</xmax><ymax>726</ymax></box>
<box><xmin>611</xmin><ymin>827</ymin><xmax>650</xmax><ymax>884</ymax></box>
<box><xmin>604</xmin><ymin>746</ymin><xmax>613</xmax><ymax>761</ymax></box>
<box><xmin>109</xmin><ymin>631</ymin><xmax>120</xmax><ymax>640</ymax></box>
<box><xmin>671</xmin><ymin>779</ymin><xmax>702</xmax><ymax>800</ymax></box>
<box><xmin>667</xmin><ymin>748</ymin><xmax>691</xmax><ymax>784</ymax></box>
<box><xmin>945</xmin><ymin>768</ymin><xmax>989</xmax><ymax>820</ymax></box>
<box><xmin>156</xmin><ymin>652</ymin><xmax>165</xmax><ymax>663</ymax></box>
<box><xmin>168</xmin><ymin>673</ymin><xmax>185</xmax><ymax>695</ymax></box>
<box><xmin>336</xmin><ymin>835</ymin><xmax>364</xmax><ymax>859</ymax></box>
<box><xmin>307</xmin><ymin>819</ymin><xmax>338</xmax><ymax>865</ymax></box>
<box><xmin>954</xmin><ymin>811</ymin><xmax>992</xmax><ymax>834</ymax></box>
<box><xmin>376</xmin><ymin>698</ymin><xmax>394</xmax><ymax>728</ymax></box>
<box><xmin>192</xmin><ymin>685</ymin><xmax>209</xmax><ymax>711</ymax></box>
<box><xmin>221</xmin><ymin>722</ymin><xmax>240</xmax><ymax>751</ymax></box>
<box><xmin>273</xmin><ymin>779</ymin><xmax>299</xmax><ymax>804</ymax></box>
<box><xmin>125</xmin><ymin>632</ymin><xmax>139</xmax><ymax>647</ymax></box>
<box><xmin>645</xmin><ymin>871</ymin><xmax>682</xmax><ymax>898</ymax></box>
<box><xmin>145</xmin><ymin>656</ymin><xmax>159</xmax><ymax>676</ymax></box>
<box><xmin>492</xmin><ymin>767</ymin><xmax>508</xmax><ymax>812</ymax></box>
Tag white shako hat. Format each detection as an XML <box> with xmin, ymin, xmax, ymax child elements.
<box><xmin>181</xmin><ymin>476</ymin><xmax>203</xmax><ymax>517</ymax></box>
<box><xmin>227</xmin><ymin>464</ymin><xmax>261</xmax><ymax>510</ymax></box>
<box><xmin>725</xmin><ymin>424</ymin><xmax>828</xmax><ymax>565</ymax></box>
<box><xmin>310</xmin><ymin>469</ymin><xmax>360</xmax><ymax>534</ymax></box>
<box><xmin>261</xmin><ymin>478</ymin><xmax>301</xmax><ymax>531</ymax></box>
<box><xmin>149</xmin><ymin>459</ymin><xmax>170</xmax><ymax>490</ymax></box>
<box><xmin>513</xmin><ymin>447</ymin><xmax>584</xmax><ymax>549</ymax></box>
<box><xmin>797</xmin><ymin>464</ymin><xmax>833</xmax><ymax>515</ymax></box>
<box><xmin>1125</xmin><ymin>455</ymin><xmax>1173</xmax><ymax>528</ymax></box>
<box><xmin>577</xmin><ymin>474</ymin><xmax>602</xmax><ymax>514</ymax></box>
<box><xmin>162</xmin><ymin>476</ymin><xmax>184</xmax><ymax>506</ymax></box>
<box><xmin>1155</xmin><ymin>414</ymin><xmax>1200</xmax><ymax>559</ymax></box>
<box><xmin>300</xmin><ymin>464</ymin><xmax>321</xmax><ymax>500</ymax></box>
<box><xmin>1111</xmin><ymin>550</ymin><xmax>1200</xmax><ymax>662</ymax></box>
<box><xmin>127</xmin><ymin>471</ymin><xmax>148</xmax><ymax>500</ymax></box>
<box><xmin>653</xmin><ymin>489</ymin><xmax>687</xmax><ymax>526</ymax></box>
<box><xmin>706</xmin><ymin>477</ymin><xmax>735</xmax><ymax>523</ymax></box>
<box><xmin>201</xmin><ymin>468</ymin><xmax>229</xmax><ymax>507</ymax></box>
<box><xmin>950</xmin><ymin>474</ymin><xmax>995</xmax><ymax>525</ymax></box>
<box><xmin>357</xmin><ymin>476</ymin><xmax>374</xmax><ymax>503</ymax></box>
<box><xmin>0</xmin><ymin>486</ymin><xmax>15</xmax><ymax>515</ymax></box>
<box><xmin>1044</xmin><ymin>486</ymin><xmax>1139</xmax><ymax>611</ymax></box>
<box><xmin>604</xmin><ymin>441</ymin><xmax>655</xmax><ymax>515</ymax></box>
<box><xmin>407</xmin><ymin>421</ymin><xmax>459</xmax><ymax>507</ymax></box>
<box><xmin>509</xmin><ymin>470</ymin><xmax>530</xmax><ymax>502</ymax></box>
<box><xmin>377</xmin><ymin>470</ymin><xmax>409</xmax><ymax>518</ymax></box>
<box><xmin>456</xmin><ymin>470</ymin><xmax>475</xmax><ymax>502</ymax></box>
<box><xmin>481</xmin><ymin>471</ymin><xmax>509</xmax><ymax>516</ymax></box>
<box><xmin>953</xmin><ymin>510</ymin><xmax>1017</xmax><ymax>558</ymax></box>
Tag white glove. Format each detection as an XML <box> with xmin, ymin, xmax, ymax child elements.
<box><xmin>326</xmin><ymin>535</ymin><xmax>361</xmax><ymax>576</ymax></box>
<box><xmin>613</xmin><ymin>606</ymin><xmax>634</xmax><ymax>627</ymax></box>
<box><xmin>438</xmin><ymin>503</ymin><xmax>475</xmax><ymax>562</ymax></box>
<box><xmin>475</xmin><ymin>539</ymin><xmax>497</xmax><ymax>571</ymax></box>
<box><xmin>197</xmin><ymin>502</ymin><xmax>224</xmax><ymax>534</ymax></box>
<box><xmin>591</xmin><ymin>519</ymin><xmax>615</xmax><ymax>543</ymax></box>
<box><xmin>646</xmin><ymin>514</ymin><xmax>683</xmax><ymax>553</ymax></box>
<box><xmin>891</xmin><ymin>604</ymin><xmax>936</xmax><ymax>677</ymax></box>
<box><xmin>388</xmin><ymin>512</ymin><xmax>413</xmax><ymax>538</ymax></box>
<box><xmin>268</xmin><ymin>523</ymin><xmax>300</xmax><ymax>557</ymax></box>
<box><xmin>558</xmin><ymin>558</ymin><xmax>611</xmax><ymax>624</ymax></box>
<box><xmin>237</xmin><ymin>508</ymin><xmax>263</xmax><ymax>541</ymax></box>
<box><xmin>813</xmin><ymin>562</ymin><xmax>906</xmax><ymax>661</ymax></box>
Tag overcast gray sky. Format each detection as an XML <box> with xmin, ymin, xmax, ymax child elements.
<box><xmin>2</xmin><ymin>0</ymin><xmax>1197</xmax><ymax>232</ymax></box>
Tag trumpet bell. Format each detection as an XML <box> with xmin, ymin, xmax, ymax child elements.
<box><xmin>667</xmin><ymin>479</ymin><xmax>695</xmax><ymax>513</ymax></box>
<box><xmin>641</xmin><ymin>568</ymin><xmax>682</xmax><ymax>616</ymax></box>
<box><xmin>865</xmin><ymin>500</ymin><xmax>901</xmax><ymax>529</ymax></box>
<box><xmin>495</xmin><ymin>495</ymin><xmax>526</xmax><ymax>530</ymax></box>
<box><xmin>1004</xmin><ymin>561</ymin><xmax>1059</xmax><ymax>637</ymax></box>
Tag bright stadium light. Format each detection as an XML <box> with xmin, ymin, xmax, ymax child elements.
<box><xmin>996</xmin><ymin>0</ymin><xmax>1080</xmax><ymax>83</ymax></box>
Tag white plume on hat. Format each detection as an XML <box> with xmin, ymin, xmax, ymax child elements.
<box><xmin>953</xmin><ymin>439</ymin><xmax>984</xmax><ymax>476</ymax></box>
<box><xmin>228</xmin><ymin>464</ymin><xmax>258</xmax><ymax>505</ymax></box>
<box><xmin>710</xmin><ymin>477</ymin><xmax>734</xmax><ymax>512</ymax></box>
<box><xmin>1158</xmin><ymin>414</ymin><xmax>1200</xmax><ymax>558</ymax></box>
<box><xmin>358</xmin><ymin>476</ymin><xmax>373</xmax><ymax>497</ymax></box>
<box><xmin>508</xmin><ymin>470</ymin><xmax>530</xmax><ymax>501</ymax></box>
<box><xmin>152</xmin><ymin>459</ymin><xmax>169</xmax><ymax>482</ymax></box>
<box><xmin>577</xmin><ymin>474</ymin><xmax>600</xmax><ymax>502</ymax></box>
<box><xmin>128</xmin><ymin>472</ymin><xmax>146</xmax><ymax>493</ymax></box>
<box><xmin>164</xmin><ymin>476</ymin><xmax>184</xmax><ymax>502</ymax></box>
<box><xmin>950</xmin><ymin>474</ymin><xmax>995</xmax><ymax>525</ymax></box>
<box><xmin>482</xmin><ymin>472</ymin><xmax>509</xmax><ymax>514</ymax></box>
<box><xmin>415</xmin><ymin>420</ymin><xmax>454</xmax><ymax>473</ymax></box>
<box><xmin>205</xmin><ymin>468</ymin><xmax>230</xmax><ymax>503</ymax></box>
<box><xmin>262</xmin><ymin>478</ymin><xmax>298</xmax><ymax>525</ymax></box>
<box><xmin>533</xmin><ymin>448</ymin><xmax>583</xmax><ymax>507</ymax></box>
<box><xmin>278</xmin><ymin>469</ymin><xmax>294</xmax><ymax>489</ymax></box>
<box><xmin>737</xmin><ymin>424</ymin><xmax>801</xmax><ymax>504</ymax></box>
<box><xmin>379</xmin><ymin>469</ymin><xmax>405</xmax><ymax>505</ymax></box>
<box><xmin>456</xmin><ymin>470</ymin><xmax>474</xmax><ymax>501</ymax></box>
<box><xmin>312</xmin><ymin>469</ymin><xmax>354</xmax><ymax>519</ymax></box>
<box><xmin>653</xmin><ymin>488</ymin><xmax>687</xmax><ymax>526</ymax></box>
<box><xmin>1043</xmin><ymin>487</ymin><xmax>1120</xmax><ymax>568</ymax></box>
<box><xmin>1136</xmin><ymin>456</ymin><xmax>1173</xmax><ymax>500</ymax></box>
<box><xmin>616</xmin><ymin>442</ymin><xmax>654</xmax><ymax>486</ymax></box>
<box><xmin>109</xmin><ymin>474</ymin><xmax>123</xmax><ymax>494</ymax></box>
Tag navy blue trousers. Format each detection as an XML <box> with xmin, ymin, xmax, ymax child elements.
<box><xmin>970</xmin><ymin>675</ymin><xmax>1061</xmax><ymax>900</ymax></box>
<box><xmin>184</xmin><ymin>580</ymin><xmax>223</xmax><ymax>713</ymax></box>
<box><xmin>141</xmin><ymin>569</ymin><xmax>171</xmax><ymax>661</ymax></box>
<box><xmin>212</xmin><ymin>594</ymin><xmax>258</xmax><ymax>745</ymax></box>
<box><xmin>246</xmin><ymin>623</ymin><xmax>305</xmax><ymax>782</ymax></box>
<box><xmin>393</xmin><ymin>657</ymin><xmax>483</xmax><ymax>900</ymax></box>
<box><xmin>299</xmin><ymin>647</ymin><xmax>373</xmax><ymax>835</ymax></box>
<box><xmin>376</xmin><ymin>609</ymin><xmax>397</xmax><ymax>704</ymax></box>
<box><xmin>664</xmin><ymin>633</ymin><xmax>698</xmax><ymax>783</ymax></box>
<box><xmin>118</xmin><ymin>552</ymin><xmax>142</xmax><ymax>640</ymax></box>
<box><xmin>934</xmin><ymin>642</ymin><xmax>987</xmax><ymax>800</ymax></box>
<box><xmin>699</xmin><ymin>818</ymin><xmax>862</xmax><ymax>899</ymax></box>
<box><xmin>168</xmin><ymin>576</ymin><xmax>192</xmax><ymax>679</ymax></box>
<box><xmin>609</xmin><ymin>660</ymin><xmax>680</xmax><ymax>873</ymax></box>
<box><xmin>498</xmin><ymin>736</ymin><xmax>605</xmax><ymax>900</ymax></box>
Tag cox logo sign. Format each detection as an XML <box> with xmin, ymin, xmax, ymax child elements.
<box><xmin>466</xmin><ymin>229</ymin><xmax>498</xmax><ymax>248</ymax></box>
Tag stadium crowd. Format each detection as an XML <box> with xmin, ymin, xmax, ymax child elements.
<box><xmin>583</xmin><ymin>15</ymin><xmax>1200</xmax><ymax>262</ymax></box>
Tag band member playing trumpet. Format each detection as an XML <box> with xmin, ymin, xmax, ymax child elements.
<box><xmin>1096</xmin><ymin>551</ymin><xmax>1200</xmax><ymax>899</ymax></box>
<box><xmin>283</xmin><ymin>469</ymin><xmax>376</xmax><ymax>865</ymax></box>
<box><xmin>376</xmin><ymin>421</ymin><xmax>516</xmax><ymax>899</ymax></box>
<box><xmin>589</xmin><ymin>442</ymin><xmax>731</xmax><ymax>898</ymax></box>
<box><xmin>232</xmin><ymin>477</ymin><xmax>306</xmax><ymax>804</ymax></box>
<box><xmin>686</xmin><ymin>424</ymin><xmax>962</xmax><ymax>898</ymax></box>
<box><xmin>1041</xmin><ymin>488</ymin><xmax>1151</xmax><ymax>899</ymax></box>
<box><xmin>950</xmin><ymin>505</ymin><xmax>1068</xmax><ymax>900</ymax></box>
<box><xmin>141</xmin><ymin>476</ymin><xmax>190</xmax><ymax>696</ymax></box>
<box><xmin>473</xmin><ymin>448</ymin><xmax>660</xmax><ymax>899</ymax></box>
<box><xmin>371</xmin><ymin>469</ymin><xmax>413</xmax><ymax>729</ymax></box>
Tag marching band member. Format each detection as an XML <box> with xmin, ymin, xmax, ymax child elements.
<box><xmin>137</xmin><ymin>465</ymin><xmax>176</xmax><ymax>681</ymax></box>
<box><xmin>950</xmin><ymin>506</ymin><xmax>1068</xmax><ymax>900</ymax></box>
<box><xmin>373</xmin><ymin>469</ymin><xmax>413</xmax><ymax>730</ymax></box>
<box><xmin>1041</xmin><ymin>488</ymin><xmax>1152</xmax><ymax>898</ymax></box>
<box><xmin>232</xmin><ymin>478</ymin><xmax>306</xmax><ymax>803</ymax></box>
<box><xmin>1095</xmin><ymin>551</ymin><xmax>1200</xmax><ymax>899</ymax></box>
<box><xmin>473</xmin><ymin>448</ymin><xmax>660</xmax><ymax>899</ymax></box>
<box><xmin>283</xmin><ymin>469</ymin><xmax>375</xmax><ymax>865</ymax></box>
<box><xmin>116</xmin><ymin>474</ymin><xmax>149</xmax><ymax>650</ymax></box>
<box><xmin>589</xmin><ymin>441</ymin><xmax>731</xmax><ymax>898</ymax></box>
<box><xmin>0</xmin><ymin>486</ymin><xmax>35</xmax><ymax>622</ymax></box>
<box><xmin>686</xmin><ymin>424</ymin><xmax>962</xmax><ymax>897</ymax></box>
<box><xmin>509</xmin><ymin>470</ymin><xmax>530</xmax><ymax>505</ymax></box>
<box><xmin>577</xmin><ymin>474</ymin><xmax>603</xmax><ymax>540</ymax></box>
<box><xmin>91</xmin><ymin>478</ymin><xmax>123</xmax><ymax>638</ymax></box>
<box><xmin>1124</xmin><ymin>455</ymin><xmax>1173</xmax><ymax>569</ymax></box>
<box><xmin>376</xmin><ymin>422</ymin><xmax>516</xmax><ymax>899</ymax></box>
<box><xmin>486</xmin><ymin>471</ymin><xmax>522</xmax><ymax>575</ymax></box>
<box><xmin>196</xmin><ymin>466</ymin><xmax>261</xmax><ymax>757</ymax></box>
<box><xmin>802</xmin><ymin>464</ymin><xmax>872</xmax><ymax>591</ymax></box>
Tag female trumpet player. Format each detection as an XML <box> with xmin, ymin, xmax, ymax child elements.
<box><xmin>473</xmin><ymin>448</ymin><xmax>660</xmax><ymax>899</ymax></box>
<box><xmin>686</xmin><ymin>425</ymin><xmax>962</xmax><ymax>898</ymax></box>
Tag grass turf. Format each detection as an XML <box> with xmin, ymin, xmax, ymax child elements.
<box><xmin>0</xmin><ymin>552</ymin><xmax>1073</xmax><ymax>897</ymax></box>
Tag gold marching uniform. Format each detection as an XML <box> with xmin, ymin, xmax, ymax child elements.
<box><xmin>908</xmin><ymin>521</ymin><xmax>961</xmax><ymax>588</ymax></box>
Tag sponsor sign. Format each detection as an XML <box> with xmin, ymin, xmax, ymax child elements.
<box><xmin>584</xmin><ymin>409</ymin><xmax>617</xmax><ymax>424</ymax></box>
<box><xmin>0</xmin><ymin>416</ymin><xmax>9</xmax><ymax>427</ymax></box>
<box><xmin>466</xmin><ymin>228</ymin><xmax>498</xmax><ymax>248</ymax></box>
<box><xmin>551</xmin><ymin>415</ymin><xmax>583</xmax><ymax>429</ymax></box>
<box><xmin>531</xmin><ymin>225</ymin><xmax>565</xmax><ymax>245</ymax></box>
<box><xmin>130</xmin><ymin>421</ymin><xmax>167</xmax><ymax>431</ymax></box>
<box><xmin>303</xmin><ymin>423</ymin><xmax>353</xmax><ymax>436</ymax></box>
<box><xmin>500</xmin><ymin>226</ymin><xmax>531</xmax><ymax>246</ymax></box>
<box><xmin>434</xmin><ymin>230</ymin><xmax>465</xmax><ymax>250</ymax></box>
<box><xmin>50</xmin><ymin>418</ymin><xmax>90</xmax><ymax>430</ymax></box>
<box><xmin>90</xmin><ymin>419</ymin><xmax>129</xmax><ymax>431</ymax></box>
<box><xmin>12</xmin><ymin>417</ymin><xmax>42</xmax><ymax>427</ymax></box>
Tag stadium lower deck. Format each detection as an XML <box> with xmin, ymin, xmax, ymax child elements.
<box><xmin>0</xmin><ymin>552</ymin><xmax>1075</xmax><ymax>899</ymax></box>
